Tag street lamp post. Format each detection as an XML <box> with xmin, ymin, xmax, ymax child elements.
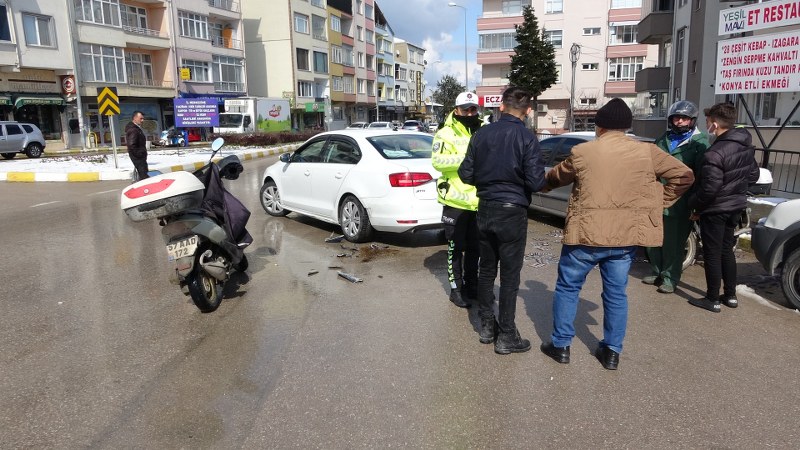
<box><xmin>447</xmin><ymin>2</ymin><xmax>468</xmax><ymax>90</ymax></box>
<box><xmin>568</xmin><ymin>43</ymin><xmax>581</xmax><ymax>132</ymax></box>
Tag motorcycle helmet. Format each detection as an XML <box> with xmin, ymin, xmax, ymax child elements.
<box><xmin>667</xmin><ymin>100</ymin><xmax>699</xmax><ymax>134</ymax></box>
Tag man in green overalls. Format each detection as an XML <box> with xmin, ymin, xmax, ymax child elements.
<box><xmin>643</xmin><ymin>101</ymin><xmax>708</xmax><ymax>293</ymax></box>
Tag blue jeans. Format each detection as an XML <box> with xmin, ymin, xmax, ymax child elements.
<box><xmin>551</xmin><ymin>245</ymin><xmax>636</xmax><ymax>354</ymax></box>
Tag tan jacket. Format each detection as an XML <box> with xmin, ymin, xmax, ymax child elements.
<box><xmin>546</xmin><ymin>131</ymin><xmax>694</xmax><ymax>247</ymax></box>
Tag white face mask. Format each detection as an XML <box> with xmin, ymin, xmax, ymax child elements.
<box><xmin>707</xmin><ymin>122</ymin><xmax>717</xmax><ymax>136</ymax></box>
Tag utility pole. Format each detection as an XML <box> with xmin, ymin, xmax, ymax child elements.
<box><xmin>66</xmin><ymin>0</ymin><xmax>86</xmax><ymax>150</ymax></box>
<box><xmin>569</xmin><ymin>43</ymin><xmax>581</xmax><ymax>132</ymax></box>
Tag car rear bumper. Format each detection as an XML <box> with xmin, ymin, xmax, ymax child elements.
<box><xmin>364</xmin><ymin>198</ymin><xmax>443</xmax><ymax>233</ymax></box>
<box><xmin>752</xmin><ymin>222</ymin><xmax>780</xmax><ymax>274</ymax></box>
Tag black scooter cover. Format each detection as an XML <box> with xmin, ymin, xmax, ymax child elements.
<box><xmin>200</xmin><ymin>164</ymin><xmax>253</xmax><ymax>247</ymax></box>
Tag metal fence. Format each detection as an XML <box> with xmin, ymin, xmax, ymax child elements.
<box><xmin>757</xmin><ymin>148</ymin><xmax>800</xmax><ymax>199</ymax></box>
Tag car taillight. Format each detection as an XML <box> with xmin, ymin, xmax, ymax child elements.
<box><xmin>388</xmin><ymin>172</ymin><xmax>433</xmax><ymax>187</ymax></box>
<box><xmin>123</xmin><ymin>179</ymin><xmax>175</xmax><ymax>199</ymax></box>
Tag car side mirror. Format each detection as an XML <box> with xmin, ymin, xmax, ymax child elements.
<box><xmin>280</xmin><ymin>152</ymin><xmax>291</xmax><ymax>163</ymax></box>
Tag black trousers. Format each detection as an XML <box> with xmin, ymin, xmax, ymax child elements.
<box><xmin>443</xmin><ymin>206</ymin><xmax>479</xmax><ymax>296</ymax></box>
<box><xmin>130</xmin><ymin>154</ymin><xmax>149</xmax><ymax>180</ymax></box>
<box><xmin>699</xmin><ymin>210</ymin><xmax>740</xmax><ymax>300</ymax></box>
<box><xmin>475</xmin><ymin>200</ymin><xmax>527</xmax><ymax>334</ymax></box>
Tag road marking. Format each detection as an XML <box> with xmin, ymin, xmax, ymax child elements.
<box><xmin>87</xmin><ymin>189</ymin><xmax>119</xmax><ymax>196</ymax></box>
<box><xmin>30</xmin><ymin>201</ymin><xmax>61</xmax><ymax>208</ymax></box>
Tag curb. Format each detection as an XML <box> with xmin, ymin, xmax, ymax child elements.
<box><xmin>0</xmin><ymin>144</ymin><xmax>300</xmax><ymax>183</ymax></box>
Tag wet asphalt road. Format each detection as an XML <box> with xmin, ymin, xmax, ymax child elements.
<box><xmin>1</xmin><ymin>156</ymin><xmax>799</xmax><ymax>448</ymax></box>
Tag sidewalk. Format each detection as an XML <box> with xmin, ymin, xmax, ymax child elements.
<box><xmin>0</xmin><ymin>142</ymin><xmax>301</xmax><ymax>182</ymax></box>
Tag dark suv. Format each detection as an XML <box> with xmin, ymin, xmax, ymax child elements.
<box><xmin>0</xmin><ymin>121</ymin><xmax>46</xmax><ymax>159</ymax></box>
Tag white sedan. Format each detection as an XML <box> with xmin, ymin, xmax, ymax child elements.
<box><xmin>259</xmin><ymin>129</ymin><xmax>443</xmax><ymax>242</ymax></box>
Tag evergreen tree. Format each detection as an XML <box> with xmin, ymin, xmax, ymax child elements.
<box><xmin>432</xmin><ymin>75</ymin><xmax>466</xmax><ymax>122</ymax></box>
<box><xmin>508</xmin><ymin>5</ymin><xmax>558</xmax><ymax>130</ymax></box>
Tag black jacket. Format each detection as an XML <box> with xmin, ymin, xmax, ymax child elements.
<box><xmin>457</xmin><ymin>114</ymin><xmax>546</xmax><ymax>207</ymax></box>
<box><xmin>688</xmin><ymin>128</ymin><xmax>759</xmax><ymax>215</ymax></box>
<box><xmin>125</xmin><ymin>122</ymin><xmax>147</xmax><ymax>159</ymax></box>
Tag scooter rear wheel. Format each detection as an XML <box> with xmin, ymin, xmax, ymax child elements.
<box><xmin>187</xmin><ymin>265</ymin><xmax>224</xmax><ymax>313</ymax></box>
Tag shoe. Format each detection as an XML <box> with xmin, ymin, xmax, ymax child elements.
<box><xmin>479</xmin><ymin>317</ymin><xmax>497</xmax><ymax>344</ymax></box>
<box><xmin>688</xmin><ymin>297</ymin><xmax>721</xmax><ymax>313</ymax></box>
<box><xmin>449</xmin><ymin>289</ymin><xmax>469</xmax><ymax>308</ymax></box>
<box><xmin>540</xmin><ymin>342</ymin><xmax>570</xmax><ymax>364</ymax></box>
<box><xmin>595</xmin><ymin>346</ymin><xmax>619</xmax><ymax>370</ymax></box>
<box><xmin>721</xmin><ymin>295</ymin><xmax>739</xmax><ymax>308</ymax></box>
<box><xmin>642</xmin><ymin>275</ymin><xmax>663</xmax><ymax>286</ymax></box>
<box><xmin>656</xmin><ymin>283</ymin><xmax>675</xmax><ymax>294</ymax></box>
<box><xmin>494</xmin><ymin>330</ymin><xmax>531</xmax><ymax>355</ymax></box>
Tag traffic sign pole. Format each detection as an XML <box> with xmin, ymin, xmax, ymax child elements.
<box><xmin>96</xmin><ymin>86</ymin><xmax>120</xmax><ymax>168</ymax></box>
<box><xmin>110</xmin><ymin>115</ymin><xmax>118</xmax><ymax>168</ymax></box>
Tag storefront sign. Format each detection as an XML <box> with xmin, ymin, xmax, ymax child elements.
<box><xmin>481</xmin><ymin>95</ymin><xmax>503</xmax><ymax>107</ymax></box>
<box><xmin>305</xmin><ymin>102</ymin><xmax>324</xmax><ymax>112</ymax></box>
<box><xmin>179</xmin><ymin>68</ymin><xmax>191</xmax><ymax>80</ymax></box>
<box><xmin>719</xmin><ymin>0</ymin><xmax>800</xmax><ymax>35</ymax></box>
<box><xmin>60</xmin><ymin>76</ymin><xmax>75</xmax><ymax>95</ymax></box>
<box><xmin>174</xmin><ymin>98</ymin><xmax>219</xmax><ymax>127</ymax></box>
<box><xmin>715</xmin><ymin>29</ymin><xmax>800</xmax><ymax>94</ymax></box>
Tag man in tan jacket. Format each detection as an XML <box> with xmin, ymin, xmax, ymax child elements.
<box><xmin>539</xmin><ymin>98</ymin><xmax>694</xmax><ymax>370</ymax></box>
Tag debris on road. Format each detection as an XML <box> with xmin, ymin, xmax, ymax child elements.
<box><xmin>337</xmin><ymin>271</ymin><xmax>363</xmax><ymax>283</ymax></box>
<box><xmin>307</xmin><ymin>270</ymin><xmax>319</xmax><ymax>276</ymax></box>
<box><xmin>325</xmin><ymin>233</ymin><xmax>345</xmax><ymax>243</ymax></box>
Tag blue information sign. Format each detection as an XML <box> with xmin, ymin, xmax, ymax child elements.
<box><xmin>174</xmin><ymin>98</ymin><xmax>219</xmax><ymax>127</ymax></box>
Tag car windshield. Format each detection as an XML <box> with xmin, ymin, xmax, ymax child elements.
<box><xmin>368</xmin><ymin>122</ymin><xmax>389</xmax><ymax>128</ymax></box>
<box><xmin>366</xmin><ymin>134</ymin><xmax>433</xmax><ymax>159</ymax></box>
<box><xmin>218</xmin><ymin>114</ymin><xmax>243</xmax><ymax>127</ymax></box>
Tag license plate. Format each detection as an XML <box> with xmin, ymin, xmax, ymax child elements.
<box><xmin>166</xmin><ymin>235</ymin><xmax>198</xmax><ymax>261</ymax></box>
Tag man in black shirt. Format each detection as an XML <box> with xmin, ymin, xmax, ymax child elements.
<box><xmin>458</xmin><ymin>86</ymin><xmax>546</xmax><ymax>354</ymax></box>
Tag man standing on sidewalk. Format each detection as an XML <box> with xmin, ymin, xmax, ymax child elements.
<box><xmin>432</xmin><ymin>92</ymin><xmax>483</xmax><ymax>308</ymax></box>
<box><xmin>125</xmin><ymin>111</ymin><xmax>148</xmax><ymax>180</ymax></box>
<box><xmin>539</xmin><ymin>98</ymin><xmax>694</xmax><ymax>370</ymax></box>
<box><xmin>458</xmin><ymin>86</ymin><xmax>546</xmax><ymax>355</ymax></box>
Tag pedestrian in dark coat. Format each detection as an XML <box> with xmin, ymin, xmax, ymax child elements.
<box><xmin>125</xmin><ymin>111</ymin><xmax>148</xmax><ymax>180</ymax></box>
<box><xmin>688</xmin><ymin>102</ymin><xmax>760</xmax><ymax>313</ymax></box>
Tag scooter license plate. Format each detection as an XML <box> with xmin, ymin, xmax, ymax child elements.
<box><xmin>166</xmin><ymin>235</ymin><xmax>198</xmax><ymax>261</ymax></box>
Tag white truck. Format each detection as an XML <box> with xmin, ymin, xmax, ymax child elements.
<box><xmin>213</xmin><ymin>97</ymin><xmax>291</xmax><ymax>134</ymax></box>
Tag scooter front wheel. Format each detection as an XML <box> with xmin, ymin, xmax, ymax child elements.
<box><xmin>187</xmin><ymin>265</ymin><xmax>224</xmax><ymax>313</ymax></box>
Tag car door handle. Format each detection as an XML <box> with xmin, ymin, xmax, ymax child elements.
<box><xmin>304</xmin><ymin>170</ymin><xmax>311</xmax><ymax>176</ymax></box>
<box><xmin>335</xmin><ymin>173</ymin><xmax>343</xmax><ymax>179</ymax></box>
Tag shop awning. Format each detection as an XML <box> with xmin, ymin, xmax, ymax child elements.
<box><xmin>0</xmin><ymin>95</ymin><xmax>10</xmax><ymax>106</ymax></box>
<box><xmin>14</xmin><ymin>95</ymin><xmax>66</xmax><ymax>108</ymax></box>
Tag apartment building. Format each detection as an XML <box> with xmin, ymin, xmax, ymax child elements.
<box><xmin>0</xmin><ymin>1</ymin><xmax>74</xmax><ymax>144</ymax></box>
<box><xmin>477</xmin><ymin>0</ymin><xmax>657</xmax><ymax>132</ymax></box>
<box><xmin>394</xmin><ymin>38</ymin><xmax>427</xmax><ymax>121</ymax></box>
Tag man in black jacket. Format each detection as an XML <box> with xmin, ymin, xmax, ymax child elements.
<box><xmin>688</xmin><ymin>103</ymin><xmax>759</xmax><ymax>312</ymax></box>
<box><xmin>125</xmin><ymin>111</ymin><xmax>148</xmax><ymax>180</ymax></box>
<box><xmin>458</xmin><ymin>86</ymin><xmax>546</xmax><ymax>354</ymax></box>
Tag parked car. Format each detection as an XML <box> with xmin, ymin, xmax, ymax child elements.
<box><xmin>259</xmin><ymin>129</ymin><xmax>442</xmax><ymax>242</ymax></box>
<box><xmin>0</xmin><ymin>122</ymin><xmax>46</xmax><ymax>159</ymax></box>
<box><xmin>427</xmin><ymin>122</ymin><xmax>439</xmax><ymax>133</ymax></box>
<box><xmin>402</xmin><ymin>120</ymin><xmax>425</xmax><ymax>132</ymax></box>
<box><xmin>751</xmin><ymin>198</ymin><xmax>800</xmax><ymax>309</ymax></box>
<box><xmin>347</xmin><ymin>122</ymin><xmax>367</xmax><ymax>129</ymax></box>
<box><xmin>367</xmin><ymin>121</ymin><xmax>398</xmax><ymax>130</ymax></box>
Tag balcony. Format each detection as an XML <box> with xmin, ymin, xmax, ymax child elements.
<box><xmin>635</xmin><ymin>66</ymin><xmax>670</xmax><ymax>92</ymax></box>
<box><xmin>128</xmin><ymin>78</ymin><xmax>173</xmax><ymax>89</ymax></box>
<box><xmin>123</xmin><ymin>25</ymin><xmax>167</xmax><ymax>39</ymax></box>
<box><xmin>208</xmin><ymin>0</ymin><xmax>239</xmax><ymax>13</ymax></box>
<box><xmin>637</xmin><ymin>11</ymin><xmax>674</xmax><ymax>44</ymax></box>
<box><xmin>214</xmin><ymin>81</ymin><xmax>245</xmax><ymax>92</ymax></box>
<box><xmin>211</xmin><ymin>36</ymin><xmax>242</xmax><ymax>50</ymax></box>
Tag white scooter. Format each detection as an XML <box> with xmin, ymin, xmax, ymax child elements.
<box><xmin>121</xmin><ymin>138</ymin><xmax>252</xmax><ymax>312</ymax></box>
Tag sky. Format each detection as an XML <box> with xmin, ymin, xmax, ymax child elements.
<box><xmin>377</xmin><ymin>0</ymin><xmax>482</xmax><ymax>97</ymax></box>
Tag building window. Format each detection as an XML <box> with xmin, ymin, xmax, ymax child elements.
<box><xmin>546</xmin><ymin>0</ymin><xmax>563</xmax><ymax>14</ymax></box>
<box><xmin>182</xmin><ymin>59</ymin><xmax>210</xmax><ymax>82</ymax></box>
<box><xmin>678</xmin><ymin>0</ymin><xmax>688</xmax><ymax>6</ymax></box>
<box><xmin>312</xmin><ymin>15</ymin><xmax>326</xmax><ymax>40</ymax></box>
<box><xmin>544</xmin><ymin>30</ymin><xmax>563</xmax><ymax>49</ymax></box>
<box><xmin>125</xmin><ymin>52</ymin><xmax>153</xmax><ymax>84</ymax></box>
<box><xmin>80</xmin><ymin>44</ymin><xmax>125</xmax><ymax>82</ymax></box>
<box><xmin>74</xmin><ymin>0</ymin><xmax>122</xmax><ymax>26</ymax></box>
<box><xmin>331</xmin><ymin>45</ymin><xmax>343</xmax><ymax>64</ymax></box>
<box><xmin>121</xmin><ymin>5</ymin><xmax>147</xmax><ymax>30</ymax></box>
<box><xmin>693</xmin><ymin>0</ymin><xmax>701</xmax><ymax>11</ymax></box>
<box><xmin>356</xmin><ymin>26</ymin><xmax>363</xmax><ymax>41</ymax></box>
<box><xmin>367</xmin><ymin>80</ymin><xmax>375</xmax><ymax>96</ymax></box>
<box><xmin>22</xmin><ymin>13</ymin><xmax>55</xmax><ymax>47</ymax></box>
<box><xmin>356</xmin><ymin>0</ymin><xmax>362</xmax><ymax>15</ymax></box>
<box><xmin>297</xmin><ymin>81</ymin><xmax>313</xmax><ymax>97</ymax></box>
<box><xmin>357</xmin><ymin>79</ymin><xmax>366</xmax><ymax>94</ymax></box>
<box><xmin>583</xmin><ymin>27</ymin><xmax>600</xmax><ymax>36</ymax></box>
<box><xmin>212</xmin><ymin>55</ymin><xmax>243</xmax><ymax>92</ymax></box>
<box><xmin>294</xmin><ymin>13</ymin><xmax>309</xmax><ymax>34</ymax></box>
<box><xmin>501</xmin><ymin>0</ymin><xmax>524</xmax><ymax>15</ymax></box>
<box><xmin>609</xmin><ymin>25</ymin><xmax>637</xmax><ymax>45</ymax></box>
<box><xmin>344</xmin><ymin>75</ymin><xmax>354</xmax><ymax>94</ymax></box>
<box><xmin>357</xmin><ymin>52</ymin><xmax>364</xmax><ymax>68</ymax></box>
<box><xmin>313</xmin><ymin>51</ymin><xmax>328</xmax><ymax>73</ymax></box>
<box><xmin>366</xmin><ymin>54</ymin><xmax>374</xmax><ymax>70</ymax></box>
<box><xmin>0</xmin><ymin>3</ymin><xmax>10</xmax><ymax>41</ymax></box>
<box><xmin>581</xmin><ymin>63</ymin><xmax>598</xmax><ymax>71</ymax></box>
<box><xmin>579</xmin><ymin>98</ymin><xmax>598</xmax><ymax>105</ymax></box>
<box><xmin>555</xmin><ymin>64</ymin><xmax>562</xmax><ymax>83</ymax></box>
<box><xmin>178</xmin><ymin>11</ymin><xmax>208</xmax><ymax>39</ymax></box>
<box><xmin>608</xmin><ymin>56</ymin><xmax>644</xmax><ymax>81</ymax></box>
<box><xmin>342</xmin><ymin>44</ymin><xmax>354</xmax><ymax>67</ymax></box>
<box><xmin>676</xmin><ymin>28</ymin><xmax>685</xmax><ymax>63</ymax></box>
<box><xmin>396</xmin><ymin>67</ymin><xmax>407</xmax><ymax>81</ymax></box>
<box><xmin>366</xmin><ymin>29</ymin><xmax>374</xmax><ymax>44</ymax></box>
<box><xmin>333</xmin><ymin>76</ymin><xmax>343</xmax><ymax>92</ymax></box>
<box><xmin>611</xmin><ymin>0</ymin><xmax>641</xmax><ymax>7</ymax></box>
<box><xmin>311</xmin><ymin>0</ymin><xmax>324</xmax><ymax>7</ymax></box>
<box><xmin>296</xmin><ymin>48</ymin><xmax>309</xmax><ymax>71</ymax></box>
<box><xmin>757</xmin><ymin>93</ymin><xmax>778</xmax><ymax>121</ymax></box>
<box><xmin>331</xmin><ymin>15</ymin><xmax>340</xmax><ymax>32</ymax></box>
<box><xmin>365</xmin><ymin>3</ymin><xmax>373</xmax><ymax>20</ymax></box>
<box><xmin>479</xmin><ymin>32</ymin><xmax>517</xmax><ymax>51</ymax></box>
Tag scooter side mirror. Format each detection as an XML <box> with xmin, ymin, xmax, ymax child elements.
<box><xmin>211</xmin><ymin>137</ymin><xmax>225</xmax><ymax>152</ymax></box>
<box><xmin>279</xmin><ymin>152</ymin><xmax>291</xmax><ymax>163</ymax></box>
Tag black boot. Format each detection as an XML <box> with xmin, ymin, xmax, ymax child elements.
<box><xmin>494</xmin><ymin>329</ymin><xmax>531</xmax><ymax>355</ymax></box>
<box><xmin>479</xmin><ymin>316</ymin><xmax>496</xmax><ymax>344</ymax></box>
<box><xmin>449</xmin><ymin>289</ymin><xmax>469</xmax><ymax>308</ymax></box>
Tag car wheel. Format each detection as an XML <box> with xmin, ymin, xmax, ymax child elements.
<box><xmin>260</xmin><ymin>180</ymin><xmax>289</xmax><ymax>217</ymax></box>
<box><xmin>683</xmin><ymin>229</ymin><xmax>699</xmax><ymax>271</ymax></box>
<box><xmin>25</xmin><ymin>143</ymin><xmax>44</xmax><ymax>158</ymax></box>
<box><xmin>339</xmin><ymin>195</ymin><xmax>373</xmax><ymax>243</ymax></box>
<box><xmin>780</xmin><ymin>248</ymin><xmax>800</xmax><ymax>310</ymax></box>
<box><xmin>1</xmin><ymin>153</ymin><xmax>14</xmax><ymax>160</ymax></box>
